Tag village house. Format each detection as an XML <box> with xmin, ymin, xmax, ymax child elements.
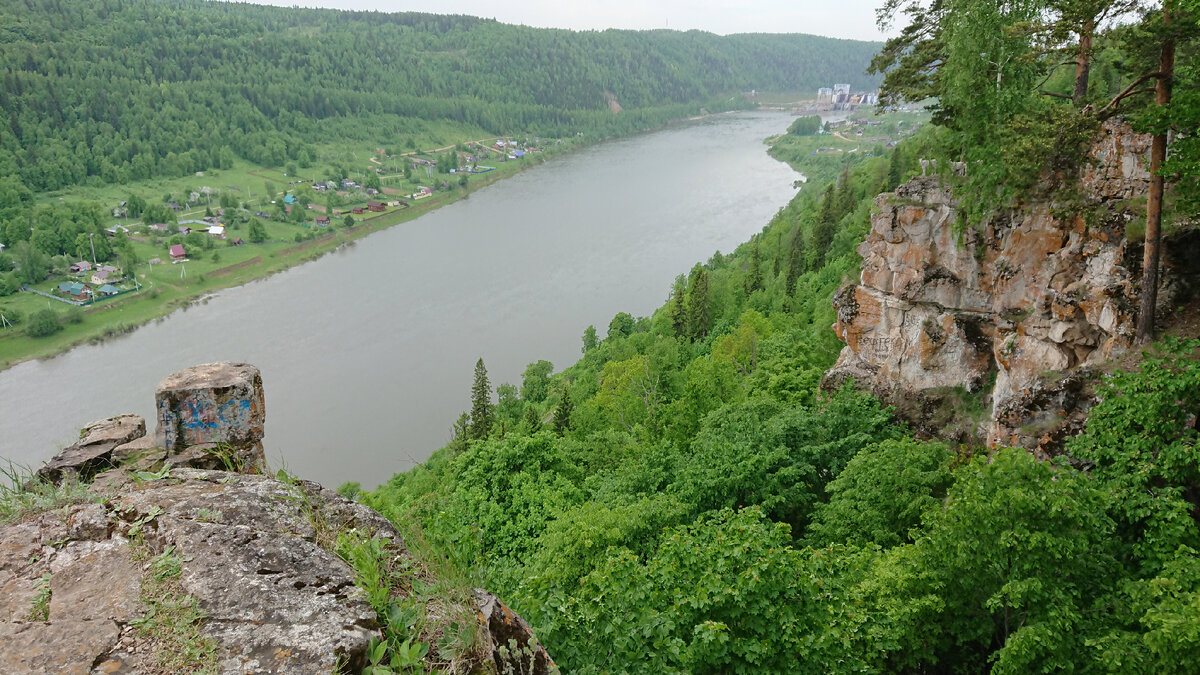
<box><xmin>351</xmin><ymin>207</ymin><xmax>365</xmax><ymax>215</ymax></box>
<box><xmin>315</xmin><ymin>215</ymin><xmax>330</xmax><ymax>227</ymax></box>
<box><xmin>208</xmin><ymin>225</ymin><xmax>226</xmax><ymax>239</ymax></box>
<box><xmin>178</xmin><ymin>226</ymin><xmax>192</xmax><ymax>235</ymax></box>
<box><xmin>106</xmin><ymin>224</ymin><xmax>129</xmax><ymax>236</ymax></box>
<box><xmin>96</xmin><ymin>284</ymin><xmax>120</xmax><ymax>297</ymax></box>
<box><xmin>365</xmin><ymin>188</ymin><xmax>379</xmax><ymax>197</ymax></box>
<box><xmin>91</xmin><ymin>266</ymin><xmax>118</xmax><ymax>285</ymax></box>
<box><xmin>57</xmin><ymin>282</ymin><xmax>91</xmax><ymax>300</ymax></box>
<box><xmin>254</xmin><ymin>211</ymin><xmax>271</xmax><ymax>219</ymax></box>
<box><xmin>367</xmin><ymin>201</ymin><xmax>385</xmax><ymax>212</ymax></box>
<box><xmin>166</xmin><ymin>202</ymin><xmax>181</xmax><ymax>211</ymax></box>
<box><xmin>313</xmin><ymin>182</ymin><xmax>327</xmax><ymax>192</ymax></box>
<box><xmin>169</xmin><ymin>244</ymin><xmax>187</xmax><ymax>262</ymax></box>
<box><xmin>149</xmin><ymin>223</ymin><xmax>169</xmax><ymax>233</ymax></box>
<box><xmin>70</xmin><ymin>261</ymin><xmax>93</xmax><ymax>274</ymax></box>
<box><xmin>283</xmin><ymin>194</ymin><xmax>295</xmax><ymax>205</ymax></box>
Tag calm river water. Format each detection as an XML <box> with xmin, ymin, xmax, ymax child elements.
<box><xmin>1</xmin><ymin>111</ymin><xmax>807</xmax><ymax>489</ymax></box>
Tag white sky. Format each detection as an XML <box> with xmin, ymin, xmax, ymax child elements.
<box><xmin>215</xmin><ymin>0</ymin><xmax>891</xmax><ymax>42</ymax></box>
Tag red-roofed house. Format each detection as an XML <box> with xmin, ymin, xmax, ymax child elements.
<box><xmin>169</xmin><ymin>244</ymin><xmax>187</xmax><ymax>262</ymax></box>
<box><xmin>367</xmin><ymin>201</ymin><xmax>385</xmax><ymax>212</ymax></box>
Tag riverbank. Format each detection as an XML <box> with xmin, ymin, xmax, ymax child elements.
<box><xmin>0</xmin><ymin>142</ymin><xmax>579</xmax><ymax>372</ymax></box>
<box><xmin>0</xmin><ymin>110</ymin><xmax>805</xmax><ymax>481</ymax></box>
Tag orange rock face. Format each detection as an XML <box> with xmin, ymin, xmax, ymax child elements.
<box><xmin>826</xmin><ymin>121</ymin><xmax>1158</xmax><ymax>450</ymax></box>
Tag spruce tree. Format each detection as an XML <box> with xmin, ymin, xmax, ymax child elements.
<box><xmin>523</xmin><ymin>404</ymin><xmax>542</xmax><ymax>433</ymax></box>
<box><xmin>888</xmin><ymin>147</ymin><xmax>905</xmax><ymax>190</ymax></box>
<box><xmin>669</xmin><ymin>275</ymin><xmax>687</xmax><ymax>337</ymax></box>
<box><xmin>785</xmin><ymin>228</ymin><xmax>804</xmax><ymax>295</ymax></box>
<box><xmin>835</xmin><ymin>167</ymin><xmax>855</xmax><ymax>220</ymax></box>
<box><xmin>552</xmin><ymin>388</ymin><xmax>573</xmax><ymax>436</ymax></box>
<box><xmin>810</xmin><ymin>184</ymin><xmax>838</xmax><ymax>270</ymax></box>
<box><xmin>686</xmin><ymin>268</ymin><xmax>712</xmax><ymax>340</ymax></box>
<box><xmin>772</xmin><ymin>230</ymin><xmax>782</xmax><ymax>278</ymax></box>
<box><xmin>743</xmin><ymin>239</ymin><xmax>763</xmax><ymax>295</ymax></box>
<box><xmin>468</xmin><ymin>358</ymin><xmax>494</xmax><ymax>440</ymax></box>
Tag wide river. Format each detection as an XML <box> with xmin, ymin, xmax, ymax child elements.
<box><xmin>1</xmin><ymin>111</ymin><xmax>807</xmax><ymax>489</ymax></box>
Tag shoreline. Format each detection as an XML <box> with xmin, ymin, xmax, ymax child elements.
<box><xmin>0</xmin><ymin>107</ymin><xmax>778</xmax><ymax>374</ymax></box>
<box><xmin>0</xmin><ymin>143</ymin><xmax>578</xmax><ymax>373</ymax></box>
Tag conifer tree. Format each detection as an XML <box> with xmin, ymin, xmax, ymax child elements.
<box><xmin>468</xmin><ymin>358</ymin><xmax>494</xmax><ymax>440</ymax></box>
<box><xmin>743</xmin><ymin>240</ymin><xmax>763</xmax><ymax>295</ymax></box>
<box><xmin>669</xmin><ymin>275</ymin><xmax>688</xmax><ymax>337</ymax></box>
<box><xmin>772</xmin><ymin>230</ymin><xmax>783</xmax><ymax>278</ymax></box>
<box><xmin>888</xmin><ymin>147</ymin><xmax>905</xmax><ymax>190</ymax></box>
<box><xmin>785</xmin><ymin>228</ymin><xmax>805</xmax><ymax>296</ymax></box>
<box><xmin>686</xmin><ymin>268</ymin><xmax>712</xmax><ymax>339</ymax></box>
<box><xmin>552</xmin><ymin>387</ymin><xmax>573</xmax><ymax>436</ymax></box>
<box><xmin>523</xmin><ymin>404</ymin><xmax>542</xmax><ymax>433</ymax></box>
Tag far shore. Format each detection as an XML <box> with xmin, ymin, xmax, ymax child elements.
<box><xmin>1</xmin><ymin>105</ymin><xmax>804</xmax><ymax>373</ymax></box>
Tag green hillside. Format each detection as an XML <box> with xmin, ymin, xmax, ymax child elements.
<box><xmin>0</xmin><ymin>0</ymin><xmax>880</xmax><ymax>196</ymax></box>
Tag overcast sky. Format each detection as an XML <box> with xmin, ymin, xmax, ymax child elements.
<box><xmin>217</xmin><ymin>0</ymin><xmax>891</xmax><ymax>42</ymax></box>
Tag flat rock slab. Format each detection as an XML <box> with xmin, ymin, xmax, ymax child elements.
<box><xmin>37</xmin><ymin>415</ymin><xmax>147</xmax><ymax>484</ymax></box>
<box><xmin>0</xmin><ymin>620</ymin><xmax>119</xmax><ymax>675</ymax></box>
<box><xmin>49</xmin><ymin>540</ymin><xmax>141</xmax><ymax>622</ymax></box>
<box><xmin>0</xmin><ymin>465</ymin><xmax>556</xmax><ymax>675</ymax></box>
<box><xmin>154</xmin><ymin>362</ymin><xmax>265</xmax><ymax>451</ymax></box>
<box><xmin>114</xmin><ymin>470</ymin><xmax>389</xmax><ymax>673</ymax></box>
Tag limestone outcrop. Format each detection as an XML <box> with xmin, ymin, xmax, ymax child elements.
<box><xmin>825</xmin><ymin>122</ymin><xmax>1200</xmax><ymax>452</ymax></box>
<box><xmin>4</xmin><ymin>363</ymin><xmax>556</xmax><ymax>675</ymax></box>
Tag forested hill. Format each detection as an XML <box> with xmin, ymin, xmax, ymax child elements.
<box><xmin>0</xmin><ymin>0</ymin><xmax>879</xmax><ymax>196</ymax></box>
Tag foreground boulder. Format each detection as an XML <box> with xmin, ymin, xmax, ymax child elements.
<box><xmin>12</xmin><ymin>363</ymin><xmax>556</xmax><ymax>674</ymax></box>
<box><xmin>154</xmin><ymin>362</ymin><xmax>267</xmax><ymax>471</ymax></box>
<box><xmin>2</xmin><ymin>469</ymin><xmax>554</xmax><ymax>673</ymax></box>
<box><xmin>35</xmin><ymin>415</ymin><xmax>146</xmax><ymax>484</ymax></box>
<box><xmin>37</xmin><ymin>363</ymin><xmax>269</xmax><ymax>487</ymax></box>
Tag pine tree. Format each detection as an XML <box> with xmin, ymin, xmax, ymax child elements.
<box><xmin>810</xmin><ymin>184</ymin><xmax>838</xmax><ymax>271</ymax></box>
<box><xmin>785</xmin><ymin>228</ymin><xmax>805</xmax><ymax>295</ymax></box>
<box><xmin>668</xmin><ymin>275</ymin><xmax>687</xmax><ymax>337</ymax></box>
<box><xmin>835</xmin><ymin>167</ymin><xmax>855</xmax><ymax>219</ymax></box>
<box><xmin>888</xmin><ymin>147</ymin><xmax>905</xmax><ymax>190</ymax></box>
<box><xmin>448</xmin><ymin>412</ymin><xmax>470</xmax><ymax>454</ymax></box>
<box><xmin>523</xmin><ymin>404</ymin><xmax>542</xmax><ymax>433</ymax></box>
<box><xmin>772</xmin><ymin>230</ymin><xmax>782</xmax><ymax>278</ymax></box>
<box><xmin>468</xmin><ymin>358</ymin><xmax>494</xmax><ymax>440</ymax></box>
<box><xmin>743</xmin><ymin>239</ymin><xmax>763</xmax><ymax>295</ymax></box>
<box><xmin>552</xmin><ymin>387</ymin><xmax>573</xmax><ymax>436</ymax></box>
<box><xmin>686</xmin><ymin>268</ymin><xmax>712</xmax><ymax>340</ymax></box>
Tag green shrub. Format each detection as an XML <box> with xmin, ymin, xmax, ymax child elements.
<box><xmin>27</xmin><ymin>308</ymin><xmax>62</xmax><ymax>337</ymax></box>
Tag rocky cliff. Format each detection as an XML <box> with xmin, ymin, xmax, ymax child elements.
<box><xmin>1</xmin><ymin>363</ymin><xmax>555</xmax><ymax>675</ymax></box>
<box><xmin>825</xmin><ymin>121</ymin><xmax>1200</xmax><ymax>453</ymax></box>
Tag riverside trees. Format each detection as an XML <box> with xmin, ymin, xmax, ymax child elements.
<box><xmin>367</xmin><ymin>133</ymin><xmax>1200</xmax><ymax>672</ymax></box>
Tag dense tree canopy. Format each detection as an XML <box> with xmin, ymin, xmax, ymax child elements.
<box><xmin>0</xmin><ymin>0</ymin><xmax>880</xmax><ymax>197</ymax></box>
<box><xmin>363</xmin><ymin>135</ymin><xmax>1200</xmax><ymax>672</ymax></box>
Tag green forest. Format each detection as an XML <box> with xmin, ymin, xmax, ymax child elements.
<box><xmin>361</xmin><ymin>0</ymin><xmax>1200</xmax><ymax>672</ymax></box>
<box><xmin>365</xmin><ymin>136</ymin><xmax>1200</xmax><ymax>672</ymax></box>
<box><xmin>0</xmin><ymin>0</ymin><xmax>878</xmax><ymax>197</ymax></box>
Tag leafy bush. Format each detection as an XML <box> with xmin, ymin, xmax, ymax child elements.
<box><xmin>26</xmin><ymin>308</ymin><xmax>62</xmax><ymax>337</ymax></box>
